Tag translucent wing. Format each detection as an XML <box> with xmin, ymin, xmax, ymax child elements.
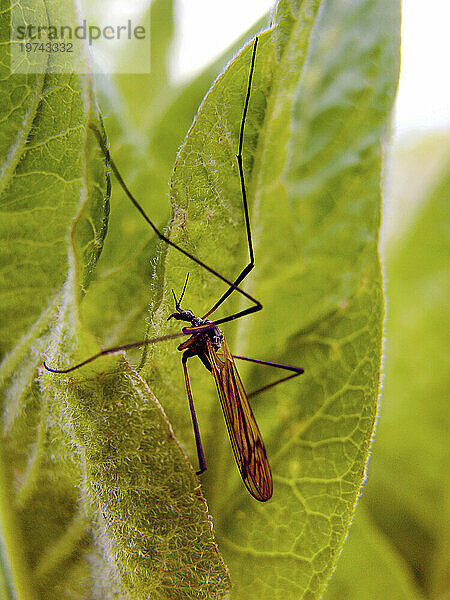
<box><xmin>207</xmin><ymin>338</ymin><xmax>273</xmax><ymax>501</ymax></box>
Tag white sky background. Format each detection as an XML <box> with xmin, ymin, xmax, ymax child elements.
<box><xmin>172</xmin><ymin>0</ymin><xmax>450</xmax><ymax>138</ymax></box>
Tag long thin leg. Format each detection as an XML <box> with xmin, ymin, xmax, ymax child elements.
<box><xmin>43</xmin><ymin>331</ymin><xmax>187</xmax><ymax>374</ymax></box>
<box><xmin>89</xmin><ymin>38</ymin><xmax>262</xmax><ymax>330</ymax></box>
<box><xmin>90</xmin><ymin>125</ymin><xmax>260</xmax><ymax>314</ymax></box>
<box><xmin>202</xmin><ymin>36</ymin><xmax>259</xmax><ymax>319</ymax></box>
<box><xmin>232</xmin><ymin>354</ymin><xmax>304</xmax><ymax>398</ymax></box>
<box><xmin>182</xmin><ymin>354</ymin><xmax>207</xmax><ymax>474</ymax></box>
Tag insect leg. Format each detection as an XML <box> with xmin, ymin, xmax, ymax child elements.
<box><xmin>43</xmin><ymin>331</ymin><xmax>187</xmax><ymax>373</ymax></box>
<box><xmin>182</xmin><ymin>353</ymin><xmax>207</xmax><ymax>475</ymax></box>
<box><xmin>232</xmin><ymin>355</ymin><xmax>304</xmax><ymax>398</ymax></box>
<box><xmin>89</xmin><ymin>122</ymin><xmax>261</xmax><ymax>318</ymax></box>
<box><xmin>202</xmin><ymin>36</ymin><xmax>259</xmax><ymax>319</ymax></box>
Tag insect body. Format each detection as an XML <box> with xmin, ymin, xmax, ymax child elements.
<box><xmin>168</xmin><ymin>278</ymin><xmax>273</xmax><ymax>501</ymax></box>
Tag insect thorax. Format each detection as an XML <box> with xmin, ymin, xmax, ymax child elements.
<box><xmin>189</xmin><ymin>315</ymin><xmax>223</xmax><ymax>352</ymax></box>
<box><xmin>172</xmin><ymin>308</ymin><xmax>223</xmax><ymax>353</ymax></box>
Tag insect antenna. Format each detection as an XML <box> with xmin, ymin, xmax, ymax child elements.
<box><xmin>174</xmin><ymin>273</ymin><xmax>190</xmax><ymax>308</ymax></box>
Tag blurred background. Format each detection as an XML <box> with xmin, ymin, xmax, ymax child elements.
<box><xmin>80</xmin><ymin>1</ymin><xmax>450</xmax><ymax>598</ymax></box>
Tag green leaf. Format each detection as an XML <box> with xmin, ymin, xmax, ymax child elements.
<box><xmin>0</xmin><ymin>1</ymin><xmax>109</xmax><ymax>355</ymax></box>
<box><xmin>0</xmin><ymin>0</ymin><xmax>401</xmax><ymax>598</ymax></box>
<box><xmin>39</xmin><ymin>360</ymin><xmax>231</xmax><ymax>599</ymax></box>
<box><xmin>365</xmin><ymin>154</ymin><xmax>450</xmax><ymax>599</ymax></box>
<box><xmin>327</xmin><ymin>140</ymin><xmax>450</xmax><ymax>600</ymax></box>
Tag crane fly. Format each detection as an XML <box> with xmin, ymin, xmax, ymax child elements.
<box><xmin>44</xmin><ymin>36</ymin><xmax>304</xmax><ymax>502</ymax></box>
<box><xmin>168</xmin><ymin>274</ymin><xmax>282</xmax><ymax>502</ymax></box>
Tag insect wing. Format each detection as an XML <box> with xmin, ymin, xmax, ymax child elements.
<box><xmin>207</xmin><ymin>339</ymin><xmax>273</xmax><ymax>501</ymax></box>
